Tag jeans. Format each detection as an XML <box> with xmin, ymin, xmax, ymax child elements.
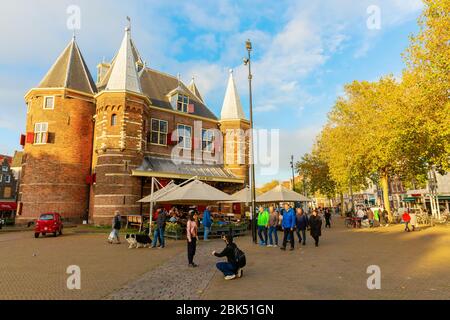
<box><xmin>216</xmin><ymin>262</ymin><xmax>238</xmax><ymax>276</ymax></box>
<box><xmin>295</xmin><ymin>229</ymin><xmax>306</xmax><ymax>244</ymax></box>
<box><xmin>109</xmin><ymin>228</ymin><xmax>120</xmax><ymax>242</ymax></box>
<box><xmin>268</xmin><ymin>226</ymin><xmax>278</xmax><ymax>245</ymax></box>
<box><xmin>152</xmin><ymin>227</ymin><xmax>165</xmax><ymax>247</ymax></box>
<box><xmin>187</xmin><ymin>238</ymin><xmax>197</xmax><ymax>264</ymax></box>
<box><xmin>257</xmin><ymin>226</ymin><xmax>268</xmax><ymax>245</ymax></box>
<box><xmin>204</xmin><ymin>226</ymin><xmax>211</xmax><ymax>240</ymax></box>
<box><xmin>282</xmin><ymin>229</ymin><xmax>294</xmax><ymax>249</ymax></box>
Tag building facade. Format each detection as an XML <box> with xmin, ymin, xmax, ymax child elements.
<box><xmin>17</xmin><ymin>28</ymin><xmax>249</xmax><ymax>225</ymax></box>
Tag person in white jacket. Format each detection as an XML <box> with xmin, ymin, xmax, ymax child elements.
<box><xmin>409</xmin><ymin>210</ymin><xmax>417</xmax><ymax>231</ymax></box>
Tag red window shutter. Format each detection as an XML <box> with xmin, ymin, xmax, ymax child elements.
<box><xmin>26</xmin><ymin>132</ymin><xmax>34</xmax><ymax>144</ymax></box>
<box><xmin>20</xmin><ymin>134</ymin><xmax>26</xmax><ymax>146</ymax></box>
<box><xmin>86</xmin><ymin>175</ymin><xmax>92</xmax><ymax>184</ymax></box>
<box><xmin>188</xmin><ymin>104</ymin><xmax>195</xmax><ymax>113</ymax></box>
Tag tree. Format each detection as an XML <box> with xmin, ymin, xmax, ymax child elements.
<box><xmin>257</xmin><ymin>180</ymin><xmax>279</xmax><ymax>194</ymax></box>
<box><xmin>295</xmin><ymin>152</ymin><xmax>336</xmax><ymax>199</ymax></box>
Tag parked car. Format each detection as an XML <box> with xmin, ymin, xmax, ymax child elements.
<box><xmin>34</xmin><ymin>213</ymin><xmax>63</xmax><ymax>238</ymax></box>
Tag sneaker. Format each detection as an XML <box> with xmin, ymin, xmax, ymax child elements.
<box><xmin>236</xmin><ymin>269</ymin><xmax>243</xmax><ymax>278</ymax></box>
<box><xmin>267</xmin><ymin>244</ymin><xmax>272</xmax><ymax>247</ymax></box>
<box><xmin>225</xmin><ymin>275</ymin><xmax>236</xmax><ymax>280</ymax></box>
<box><xmin>280</xmin><ymin>247</ymin><xmax>286</xmax><ymax>251</ymax></box>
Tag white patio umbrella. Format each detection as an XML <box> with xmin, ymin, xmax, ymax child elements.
<box><xmin>152</xmin><ymin>179</ymin><xmax>233</xmax><ymax>204</ymax></box>
<box><xmin>256</xmin><ymin>184</ymin><xmax>312</xmax><ymax>203</ymax></box>
<box><xmin>225</xmin><ymin>186</ymin><xmax>261</xmax><ymax>203</ymax></box>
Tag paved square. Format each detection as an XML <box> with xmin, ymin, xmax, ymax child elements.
<box><xmin>1</xmin><ymin>219</ymin><xmax>449</xmax><ymax>300</ymax></box>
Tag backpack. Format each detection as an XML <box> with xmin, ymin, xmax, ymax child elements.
<box><xmin>234</xmin><ymin>246</ymin><xmax>246</xmax><ymax>268</ymax></box>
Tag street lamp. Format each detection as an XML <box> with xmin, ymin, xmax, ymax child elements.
<box><xmin>244</xmin><ymin>39</ymin><xmax>257</xmax><ymax>244</ymax></box>
<box><xmin>290</xmin><ymin>155</ymin><xmax>295</xmax><ymax>191</ymax></box>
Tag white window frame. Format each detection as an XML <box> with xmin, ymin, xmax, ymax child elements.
<box><xmin>177</xmin><ymin>124</ymin><xmax>192</xmax><ymax>150</ymax></box>
<box><xmin>150</xmin><ymin>118</ymin><xmax>168</xmax><ymax>146</ymax></box>
<box><xmin>202</xmin><ymin>129</ymin><xmax>214</xmax><ymax>152</ymax></box>
<box><xmin>34</xmin><ymin>122</ymin><xmax>48</xmax><ymax>145</ymax></box>
<box><xmin>5</xmin><ymin>175</ymin><xmax>11</xmax><ymax>183</ymax></box>
<box><xmin>176</xmin><ymin>94</ymin><xmax>189</xmax><ymax>113</ymax></box>
<box><xmin>43</xmin><ymin>96</ymin><xmax>55</xmax><ymax>110</ymax></box>
<box><xmin>1</xmin><ymin>166</ymin><xmax>7</xmax><ymax>172</ymax></box>
<box><xmin>111</xmin><ymin>113</ymin><xmax>117</xmax><ymax>126</ymax></box>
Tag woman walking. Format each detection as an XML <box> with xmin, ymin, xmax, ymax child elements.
<box><xmin>309</xmin><ymin>209</ymin><xmax>322</xmax><ymax>247</ymax></box>
<box><xmin>187</xmin><ymin>211</ymin><xmax>199</xmax><ymax>267</ymax></box>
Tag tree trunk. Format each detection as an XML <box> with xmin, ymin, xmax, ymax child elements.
<box><xmin>380</xmin><ymin>170</ymin><xmax>392</xmax><ymax>222</ymax></box>
<box><xmin>340</xmin><ymin>192</ymin><xmax>345</xmax><ymax>217</ymax></box>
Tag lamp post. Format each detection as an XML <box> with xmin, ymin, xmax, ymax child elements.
<box><xmin>244</xmin><ymin>39</ymin><xmax>257</xmax><ymax>244</ymax></box>
<box><xmin>290</xmin><ymin>155</ymin><xmax>295</xmax><ymax>191</ymax></box>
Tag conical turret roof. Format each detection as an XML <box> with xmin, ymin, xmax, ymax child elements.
<box><xmin>220</xmin><ymin>69</ymin><xmax>246</xmax><ymax>120</ymax></box>
<box><xmin>38</xmin><ymin>37</ymin><xmax>97</xmax><ymax>94</ymax></box>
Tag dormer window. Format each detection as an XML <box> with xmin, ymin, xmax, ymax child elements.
<box><xmin>177</xmin><ymin>94</ymin><xmax>189</xmax><ymax>113</ymax></box>
<box><xmin>43</xmin><ymin>96</ymin><xmax>54</xmax><ymax>110</ymax></box>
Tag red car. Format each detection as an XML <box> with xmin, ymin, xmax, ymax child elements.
<box><xmin>34</xmin><ymin>213</ymin><xmax>63</xmax><ymax>238</ymax></box>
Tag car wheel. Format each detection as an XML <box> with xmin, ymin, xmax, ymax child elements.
<box><xmin>53</xmin><ymin>231</ymin><xmax>58</xmax><ymax>237</ymax></box>
<box><xmin>59</xmin><ymin>228</ymin><xmax>63</xmax><ymax>235</ymax></box>
<box><xmin>34</xmin><ymin>233</ymin><xmax>39</xmax><ymax>238</ymax></box>
<box><xmin>42</xmin><ymin>233</ymin><xmax>46</xmax><ymax>236</ymax></box>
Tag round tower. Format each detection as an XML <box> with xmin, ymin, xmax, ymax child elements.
<box><xmin>17</xmin><ymin>38</ymin><xmax>97</xmax><ymax>224</ymax></box>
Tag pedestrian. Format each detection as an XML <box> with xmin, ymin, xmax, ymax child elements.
<box><xmin>280</xmin><ymin>203</ymin><xmax>295</xmax><ymax>251</ymax></box>
<box><xmin>324</xmin><ymin>208</ymin><xmax>331</xmax><ymax>228</ymax></box>
<box><xmin>268</xmin><ymin>206</ymin><xmax>279</xmax><ymax>247</ymax></box>
<box><xmin>257</xmin><ymin>206</ymin><xmax>269</xmax><ymax>246</ymax></box>
<box><xmin>295</xmin><ymin>207</ymin><xmax>308</xmax><ymax>246</ymax></box>
<box><xmin>202</xmin><ymin>206</ymin><xmax>212</xmax><ymax>241</ymax></box>
<box><xmin>151</xmin><ymin>208</ymin><xmax>167</xmax><ymax>248</ymax></box>
<box><xmin>212</xmin><ymin>234</ymin><xmax>244</xmax><ymax>280</ymax></box>
<box><xmin>187</xmin><ymin>211</ymin><xmax>199</xmax><ymax>267</ymax></box>
<box><xmin>402</xmin><ymin>210</ymin><xmax>411</xmax><ymax>232</ymax></box>
<box><xmin>108</xmin><ymin>211</ymin><xmax>122</xmax><ymax>244</ymax></box>
<box><xmin>410</xmin><ymin>210</ymin><xmax>417</xmax><ymax>231</ymax></box>
<box><xmin>309</xmin><ymin>209</ymin><xmax>322</xmax><ymax>247</ymax></box>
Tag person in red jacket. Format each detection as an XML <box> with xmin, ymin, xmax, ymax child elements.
<box><xmin>402</xmin><ymin>210</ymin><xmax>411</xmax><ymax>232</ymax></box>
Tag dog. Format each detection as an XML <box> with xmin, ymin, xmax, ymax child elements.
<box><xmin>125</xmin><ymin>233</ymin><xmax>152</xmax><ymax>249</ymax></box>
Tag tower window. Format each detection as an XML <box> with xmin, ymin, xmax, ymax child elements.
<box><xmin>111</xmin><ymin>114</ymin><xmax>117</xmax><ymax>126</ymax></box>
<box><xmin>150</xmin><ymin>118</ymin><xmax>168</xmax><ymax>146</ymax></box>
<box><xmin>5</xmin><ymin>175</ymin><xmax>11</xmax><ymax>183</ymax></box>
<box><xmin>177</xmin><ymin>94</ymin><xmax>189</xmax><ymax>113</ymax></box>
<box><xmin>43</xmin><ymin>96</ymin><xmax>54</xmax><ymax>109</ymax></box>
<box><xmin>34</xmin><ymin>122</ymin><xmax>48</xmax><ymax>144</ymax></box>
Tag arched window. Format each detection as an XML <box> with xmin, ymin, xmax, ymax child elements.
<box><xmin>111</xmin><ymin>114</ymin><xmax>117</xmax><ymax>126</ymax></box>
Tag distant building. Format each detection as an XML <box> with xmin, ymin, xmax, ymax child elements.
<box><xmin>0</xmin><ymin>154</ymin><xmax>17</xmax><ymax>218</ymax></box>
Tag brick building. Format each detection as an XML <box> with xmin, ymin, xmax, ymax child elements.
<box><xmin>17</xmin><ymin>27</ymin><xmax>249</xmax><ymax>225</ymax></box>
<box><xmin>0</xmin><ymin>155</ymin><xmax>18</xmax><ymax>218</ymax></box>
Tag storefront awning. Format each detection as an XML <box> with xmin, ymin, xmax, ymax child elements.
<box><xmin>0</xmin><ymin>202</ymin><xmax>17</xmax><ymax>211</ymax></box>
<box><xmin>403</xmin><ymin>197</ymin><xmax>418</xmax><ymax>202</ymax></box>
<box><xmin>132</xmin><ymin>156</ymin><xmax>245</xmax><ymax>184</ymax></box>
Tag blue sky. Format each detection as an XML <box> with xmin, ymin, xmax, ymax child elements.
<box><xmin>0</xmin><ymin>0</ymin><xmax>423</xmax><ymax>186</ymax></box>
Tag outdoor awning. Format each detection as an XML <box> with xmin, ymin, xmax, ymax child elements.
<box><xmin>137</xmin><ymin>181</ymin><xmax>179</xmax><ymax>203</ymax></box>
<box><xmin>132</xmin><ymin>156</ymin><xmax>244</xmax><ymax>184</ymax></box>
<box><xmin>0</xmin><ymin>202</ymin><xmax>17</xmax><ymax>211</ymax></box>
<box><xmin>224</xmin><ymin>186</ymin><xmax>261</xmax><ymax>203</ymax></box>
<box><xmin>148</xmin><ymin>179</ymin><xmax>233</xmax><ymax>204</ymax></box>
<box><xmin>256</xmin><ymin>185</ymin><xmax>312</xmax><ymax>203</ymax></box>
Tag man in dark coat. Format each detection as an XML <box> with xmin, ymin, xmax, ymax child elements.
<box><xmin>295</xmin><ymin>207</ymin><xmax>308</xmax><ymax>246</ymax></box>
<box><xmin>309</xmin><ymin>209</ymin><xmax>322</xmax><ymax>247</ymax></box>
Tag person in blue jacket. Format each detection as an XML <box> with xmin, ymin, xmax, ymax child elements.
<box><xmin>280</xmin><ymin>203</ymin><xmax>296</xmax><ymax>251</ymax></box>
<box><xmin>295</xmin><ymin>207</ymin><xmax>309</xmax><ymax>246</ymax></box>
<box><xmin>202</xmin><ymin>206</ymin><xmax>212</xmax><ymax>241</ymax></box>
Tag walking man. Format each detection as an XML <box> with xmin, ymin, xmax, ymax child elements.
<box><xmin>152</xmin><ymin>208</ymin><xmax>167</xmax><ymax>248</ymax></box>
<box><xmin>108</xmin><ymin>211</ymin><xmax>122</xmax><ymax>244</ymax></box>
<box><xmin>257</xmin><ymin>206</ymin><xmax>269</xmax><ymax>246</ymax></box>
<box><xmin>295</xmin><ymin>207</ymin><xmax>308</xmax><ymax>246</ymax></box>
<box><xmin>324</xmin><ymin>208</ymin><xmax>331</xmax><ymax>228</ymax></box>
<box><xmin>309</xmin><ymin>209</ymin><xmax>322</xmax><ymax>247</ymax></box>
<box><xmin>280</xmin><ymin>203</ymin><xmax>295</xmax><ymax>251</ymax></box>
<box><xmin>202</xmin><ymin>206</ymin><xmax>212</xmax><ymax>241</ymax></box>
<box><xmin>268</xmin><ymin>206</ymin><xmax>279</xmax><ymax>247</ymax></box>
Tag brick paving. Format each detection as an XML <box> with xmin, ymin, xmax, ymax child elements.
<box><xmin>1</xmin><ymin>220</ymin><xmax>449</xmax><ymax>300</ymax></box>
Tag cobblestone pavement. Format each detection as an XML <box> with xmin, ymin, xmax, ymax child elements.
<box><xmin>0</xmin><ymin>229</ymin><xmax>185</xmax><ymax>299</ymax></box>
<box><xmin>1</xmin><ymin>220</ymin><xmax>449</xmax><ymax>300</ymax></box>
<box><xmin>202</xmin><ymin>219</ymin><xmax>450</xmax><ymax>300</ymax></box>
<box><xmin>106</xmin><ymin>240</ymin><xmax>221</xmax><ymax>300</ymax></box>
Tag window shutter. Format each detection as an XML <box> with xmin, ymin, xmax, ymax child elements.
<box><xmin>47</xmin><ymin>132</ymin><xmax>55</xmax><ymax>144</ymax></box>
<box><xmin>26</xmin><ymin>132</ymin><xmax>34</xmax><ymax>144</ymax></box>
<box><xmin>20</xmin><ymin>134</ymin><xmax>26</xmax><ymax>146</ymax></box>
